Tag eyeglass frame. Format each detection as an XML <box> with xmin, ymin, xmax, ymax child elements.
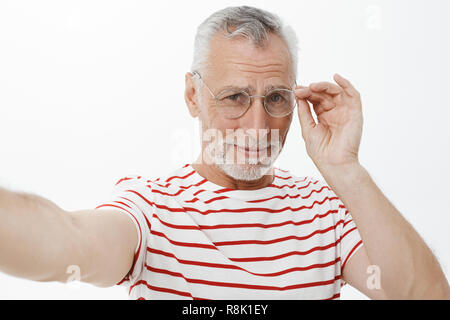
<box><xmin>191</xmin><ymin>71</ymin><xmax>298</xmax><ymax>119</ymax></box>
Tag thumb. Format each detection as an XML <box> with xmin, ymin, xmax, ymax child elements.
<box><xmin>296</xmin><ymin>97</ymin><xmax>316</xmax><ymax>138</ymax></box>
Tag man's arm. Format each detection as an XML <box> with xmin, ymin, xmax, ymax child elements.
<box><xmin>295</xmin><ymin>74</ymin><xmax>450</xmax><ymax>299</ymax></box>
<box><xmin>0</xmin><ymin>187</ymin><xmax>138</xmax><ymax>287</ymax></box>
<box><xmin>323</xmin><ymin>163</ymin><xmax>450</xmax><ymax>299</ymax></box>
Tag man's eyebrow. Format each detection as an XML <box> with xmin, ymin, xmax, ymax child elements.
<box><xmin>217</xmin><ymin>84</ymin><xmax>293</xmax><ymax>94</ymax></box>
<box><xmin>264</xmin><ymin>84</ymin><xmax>292</xmax><ymax>91</ymax></box>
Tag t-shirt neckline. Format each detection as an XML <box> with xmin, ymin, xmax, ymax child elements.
<box><xmin>187</xmin><ymin>163</ymin><xmax>282</xmax><ymax>201</ymax></box>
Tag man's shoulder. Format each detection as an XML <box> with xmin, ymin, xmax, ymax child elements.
<box><xmin>274</xmin><ymin>167</ymin><xmax>324</xmax><ymax>187</ymax></box>
<box><xmin>113</xmin><ymin>164</ymin><xmax>195</xmax><ymax>190</ymax></box>
<box><xmin>274</xmin><ymin>168</ymin><xmax>340</xmax><ymax>208</ymax></box>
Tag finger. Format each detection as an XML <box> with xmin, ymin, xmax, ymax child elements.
<box><xmin>296</xmin><ymin>98</ymin><xmax>316</xmax><ymax>136</ymax></box>
<box><xmin>295</xmin><ymin>87</ymin><xmax>326</xmax><ymax>103</ymax></box>
<box><xmin>296</xmin><ymin>85</ymin><xmax>338</xmax><ymax>106</ymax></box>
<box><xmin>309</xmin><ymin>100</ymin><xmax>327</xmax><ymax>117</ymax></box>
<box><xmin>294</xmin><ymin>85</ymin><xmax>311</xmax><ymax>99</ymax></box>
<box><xmin>302</xmin><ymin>91</ymin><xmax>337</xmax><ymax>113</ymax></box>
<box><xmin>309</xmin><ymin>82</ymin><xmax>342</xmax><ymax>96</ymax></box>
<box><xmin>333</xmin><ymin>73</ymin><xmax>360</xmax><ymax>97</ymax></box>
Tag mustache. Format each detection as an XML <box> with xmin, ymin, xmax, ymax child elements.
<box><xmin>228</xmin><ymin>142</ymin><xmax>277</xmax><ymax>151</ymax></box>
<box><xmin>222</xmin><ymin>135</ymin><xmax>281</xmax><ymax>149</ymax></box>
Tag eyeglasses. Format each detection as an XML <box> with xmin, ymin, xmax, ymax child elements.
<box><xmin>192</xmin><ymin>71</ymin><xmax>297</xmax><ymax>119</ymax></box>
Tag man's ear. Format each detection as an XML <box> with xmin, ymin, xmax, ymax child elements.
<box><xmin>185</xmin><ymin>72</ymin><xmax>200</xmax><ymax>118</ymax></box>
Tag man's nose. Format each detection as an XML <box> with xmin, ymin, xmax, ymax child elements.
<box><xmin>245</xmin><ymin>96</ymin><xmax>270</xmax><ymax>131</ymax></box>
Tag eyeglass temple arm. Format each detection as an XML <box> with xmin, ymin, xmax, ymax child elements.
<box><xmin>191</xmin><ymin>71</ymin><xmax>216</xmax><ymax>98</ymax></box>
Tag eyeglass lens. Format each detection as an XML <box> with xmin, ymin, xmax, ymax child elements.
<box><xmin>215</xmin><ymin>90</ymin><xmax>296</xmax><ymax>119</ymax></box>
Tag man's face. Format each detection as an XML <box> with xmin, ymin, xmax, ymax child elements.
<box><xmin>194</xmin><ymin>31</ymin><xmax>295</xmax><ymax>180</ymax></box>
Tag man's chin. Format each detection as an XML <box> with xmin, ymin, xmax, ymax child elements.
<box><xmin>216</xmin><ymin>162</ymin><xmax>272</xmax><ymax>181</ymax></box>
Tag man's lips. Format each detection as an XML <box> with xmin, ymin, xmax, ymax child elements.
<box><xmin>232</xmin><ymin>144</ymin><xmax>269</xmax><ymax>157</ymax></box>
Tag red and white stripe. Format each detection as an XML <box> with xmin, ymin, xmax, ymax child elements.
<box><xmin>95</xmin><ymin>164</ymin><xmax>363</xmax><ymax>300</ymax></box>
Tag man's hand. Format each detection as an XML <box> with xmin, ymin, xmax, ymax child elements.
<box><xmin>295</xmin><ymin>74</ymin><xmax>363</xmax><ymax>171</ymax></box>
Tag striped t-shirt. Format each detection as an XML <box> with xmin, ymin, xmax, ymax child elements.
<box><xmin>95</xmin><ymin>163</ymin><xmax>363</xmax><ymax>300</ymax></box>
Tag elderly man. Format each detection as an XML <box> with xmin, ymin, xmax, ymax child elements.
<box><xmin>0</xmin><ymin>6</ymin><xmax>448</xmax><ymax>300</ymax></box>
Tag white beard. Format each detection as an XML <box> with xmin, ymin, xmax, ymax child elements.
<box><xmin>217</xmin><ymin>161</ymin><xmax>272</xmax><ymax>181</ymax></box>
<box><xmin>199</xmin><ymin>121</ymin><xmax>283</xmax><ymax>181</ymax></box>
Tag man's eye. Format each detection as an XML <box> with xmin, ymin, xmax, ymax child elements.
<box><xmin>269</xmin><ymin>93</ymin><xmax>283</xmax><ymax>103</ymax></box>
<box><xmin>226</xmin><ymin>93</ymin><xmax>243</xmax><ymax>101</ymax></box>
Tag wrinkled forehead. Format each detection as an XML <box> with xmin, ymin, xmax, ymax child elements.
<box><xmin>204</xmin><ymin>31</ymin><xmax>295</xmax><ymax>87</ymax></box>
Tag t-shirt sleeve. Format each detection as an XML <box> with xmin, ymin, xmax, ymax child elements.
<box><xmin>325</xmin><ymin>182</ymin><xmax>364</xmax><ymax>286</ymax></box>
<box><xmin>338</xmin><ymin>201</ymin><xmax>364</xmax><ymax>273</ymax></box>
<box><xmin>94</xmin><ymin>175</ymin><xmax>154</xmax><ymax>286</ymax></box>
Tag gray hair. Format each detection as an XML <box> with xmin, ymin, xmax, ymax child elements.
<box><xmin>191</xmin><ymin>6</ymin><xmax>299</xmax><ymax>79</ymax></box>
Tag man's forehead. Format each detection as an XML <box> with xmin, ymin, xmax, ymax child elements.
<box><xmin>206</xmin><ymin>65</ymin><xmax>295</xmax><ymax>92</ymax></box>
<box><xmin>206</xmin><ymin>72</ymin><xmax>295</xmax><ymax>94</ymax></box>
<box><xmin>206</xmin><ymin>32</ymin><xmax>294</xmax><ymax>84</ymax></box>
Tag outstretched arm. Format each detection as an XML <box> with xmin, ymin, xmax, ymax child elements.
<box><xmin>0</xmin><ymin>187</ymin><xmax>137</xmax><ymax>287</ymax></box>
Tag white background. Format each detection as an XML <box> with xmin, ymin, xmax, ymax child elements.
<box><xmin>0</xmin><ymin>0</ymin><xmax>449</xmax><ymax>299</ymax></box>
